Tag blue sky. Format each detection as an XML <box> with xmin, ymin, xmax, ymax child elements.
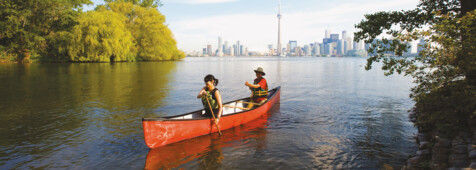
<box><xmin>87</xmin><ymin>0</ymin><xmax>420</xmax><ymax>52</ymax></box>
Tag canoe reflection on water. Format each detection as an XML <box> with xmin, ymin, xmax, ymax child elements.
<box><xmin>144</xmin><ymin>106</ymin><xmax>278</xmax><ymax>169</ymax></box>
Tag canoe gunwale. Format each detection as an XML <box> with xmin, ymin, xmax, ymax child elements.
<box><xmin>142</xmin><ymin>86</ymin><xmax>280</xmax><ymax>122</ymax></box>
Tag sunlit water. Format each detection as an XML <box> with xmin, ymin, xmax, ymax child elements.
<box><xmin>0</xmin><ymin>57</ymin><xmax>417</xmax><ymax>169</ymax></box>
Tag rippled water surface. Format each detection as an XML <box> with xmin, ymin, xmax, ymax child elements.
<box><xmin>0</xmin><ymin>57</ymin><xmax>417</xmax><ymax>169</ymax></box>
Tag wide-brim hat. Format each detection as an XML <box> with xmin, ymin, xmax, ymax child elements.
<box><xmin>254</xmin><ymin>67</ymin><xmax>265</xmax><ymax>76</ymax></box>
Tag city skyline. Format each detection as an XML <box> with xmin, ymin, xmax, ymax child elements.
<box><xmin>86</xmin><ymin>0</ymin><xmax>420</xmax><ymax>52</ymax></box>
<box><xmin>196</xmin><ymin>26</ymin><xmax>424</xmax><ymax>57</ymax></box>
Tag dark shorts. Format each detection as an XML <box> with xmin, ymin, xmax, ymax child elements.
<box><xmin>203</xmin><ymin>108</ymin><xmax>219</xmax><ymax>118</ymax></box>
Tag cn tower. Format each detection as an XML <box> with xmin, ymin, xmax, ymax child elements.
<box><xmin>277</xmin><ymin>0</ymin><xmax>282</xmax><ymax>56</ymax></box>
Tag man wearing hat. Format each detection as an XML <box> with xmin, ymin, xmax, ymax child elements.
<box><xmin>245</xmin><ymin>67</ymin><xmax>269</xmax><ymax>104</ymax></box>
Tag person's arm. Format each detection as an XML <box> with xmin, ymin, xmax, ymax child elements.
<box><xmin>245</xmin><ymin>81</ymin><xmax>260</xmax><ymax>89</ymax></box>
<box><xmin>215</xmin><ymin>90</ymin><xmax>223</xmax><ymax>123</ymax></box>
<box><xmin>197</xmin><ymin>86</ymin><xmax>207</xmax><ymax>98</ymax></box>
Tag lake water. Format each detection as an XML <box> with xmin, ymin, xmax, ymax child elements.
<box><xmin>0</xmin><ymin>57</ymin><xmax>417</xmax><ymax>169</ymax></box>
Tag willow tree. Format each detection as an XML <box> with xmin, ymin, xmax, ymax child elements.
<box><xmin>66</xmin><ymin>10</ymin><xmax>135</xmax><ymax>62</ymax></box>
<box><xmin>106</xmin><ymin>2</ymin><xmax>185</xmax><ymax>61</ymax></box>
<box><xmin>104</xmin><ymin>0</ymin><xmax>162</xmax><ymax>8</ymax></box>
<box><xmin>355</xmin><ymin>0</ymin><xmax>476</xmax><ymax>134</ymax></box>
<box><xmin>0</xmin><ymin>0</ymin><xmax>91</xmax><ymax>62</ymax></box>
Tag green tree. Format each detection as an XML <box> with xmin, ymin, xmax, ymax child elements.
<box><xmin>65</xmin><ymin>10</ymin><xmax>135</xmax><ymax>62</ymax></box>
<box><xmin>355</xmin><ymin>0</ymin><xmax>476</xmax><ymax>134</ymax></box>
<box><xmin>104</xmin><ymin>0</ymin><xmax>162</xmax><ymax>8</ymax></box>
<box><xmin>0</xmin><ymin>0</ymin><xmax>91</xmax><ymax>62</ymax></box>
<box><xmin>106</xmin><ymin>2</ymin><xmax>185</xmax><ymax>61</ymax></box>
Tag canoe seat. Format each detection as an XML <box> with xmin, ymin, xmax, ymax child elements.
<box><xmin>223</xmin><ymin>105</ymin><xmax>250</xmax><ymax>110</ymax></box>
<box><xmin>237</xmin><ymin>101</ymin><xmax>262</xmax><ymax>106</ymax></box>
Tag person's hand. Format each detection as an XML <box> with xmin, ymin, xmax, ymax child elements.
<box><xmin>200</xmin><ymin>90</ymin><xmax>207</xmax><ymax>96</ymax></box>
<box><xmin>245</xmin><ymin>81</ymin><xmax>250</xmax><ymax>87</ymax></box>
<box><xmin>214</xmin><ymin>118</ymin><xmax>220</xmax><ymax>124</ymax></box>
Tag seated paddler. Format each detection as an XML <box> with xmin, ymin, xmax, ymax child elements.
<box><xmin>245</xmin><ymin>67</ymin><xmax>268</xmax><ymax>105</ymax></box>
<box><xmin>197</xmin><ymin>74</ymin><xmax>223</xmax><ymax>123</ymax></box>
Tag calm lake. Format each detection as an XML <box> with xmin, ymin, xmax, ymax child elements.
<box><xmin>0</xmin><ymin>57</ymin><xmax>417</xmax><ymax>169</ymax></box>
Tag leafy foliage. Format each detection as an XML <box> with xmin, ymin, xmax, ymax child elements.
<box><xmin>355</xmin><ymin>0</ymin><xmax>476</xmax><ymax>135</ymax></box>
<box><xmin>107</xmin><ymin>2</ymin><xmax>185</xmax><ymax>61</ymax></box>
<box><xmin>0</xmin><ymin>0</ymin><xmax>92</xmax><ymax>62</ymax></box>
<box><xmin>0</xmin><ymin>0</ymin><xmax>184</xmax><ymax>62</ymax></box>
<box><xmin>63</xmin><ymin>1</ymin><xmax>184</xmax><ymax>62</ymax></box>
<box><xmin>66</xmin><ymin>10</ymin><xmax>135</xmax><ymax>62</ymax></box>
<box><xmin>104</xmin><ymin>0</ymin><xmax>162</xmax><ymax>8</ymax></box>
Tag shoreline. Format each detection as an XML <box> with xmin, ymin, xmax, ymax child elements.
<box><xmin>403</xmin><ymin>112</ymin><xmax>476</xmax><ymax>169</ymax></box>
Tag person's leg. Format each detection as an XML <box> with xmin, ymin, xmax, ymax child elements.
<box><xmin>258</xmin><ymin>99</ymin><xmax>267</xmax><ymax>105</ymax></box>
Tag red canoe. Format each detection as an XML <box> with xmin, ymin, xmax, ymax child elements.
<box><xmin>142</xmin><ymin>86</ymin><xmax>281</xmax><ymax>149</ymax></box>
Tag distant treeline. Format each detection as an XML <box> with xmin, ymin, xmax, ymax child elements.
<box><xmin>0</xmin><ymin>0</ymin><xmax>185</xmax><ymax>63</ymax></box>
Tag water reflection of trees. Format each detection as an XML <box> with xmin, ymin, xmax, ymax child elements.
<box><xmin>0</xmin><ymin>62</ymin><xmax>177</xmax><ymax>168</ymax></box>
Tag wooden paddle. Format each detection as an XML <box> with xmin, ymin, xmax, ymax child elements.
<box><xmin>205</xmin><ymin>96</ymin><xmax>223</xmax><ymax>136</ymax></box>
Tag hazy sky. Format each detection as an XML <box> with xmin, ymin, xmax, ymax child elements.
<box><xmin>87</xmin><ymin>0</ymin><xmax>420</xmax><ymax>52</ymax></box>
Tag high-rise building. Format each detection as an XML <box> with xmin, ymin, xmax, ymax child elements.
<box><xmin>207</xmin><ymin>44</ymin><xmax>212</xmax><ymax>56</ymax></box>
<box><xmin>319</xmin><ymin>43</ymin><xmax>325</xmax><ymax>55</ymax></box>
<box><xmin>325</xmin><ymin>43</ymin><xmax>331</xmax><ymax>55</ymax></box>
<box><xmin>346</xmin><ymin>37</ymin><xmax>353</xmax><ymax>51</ymax></box>
<box><xmin>286</xmin><ymin>43</ymin><xmax>291</xmax><ymax>55</ymax></box>
<box><xmin>344</xmin><ymin>40</ymin><xmax>348</xmax><ymax>55</ymax></box>
<box><xmin>312</xmin><ymin>44</ymin><xmax>319</xmax><ymax>56</ymax></box>
<box><xmin>224</xmin><ymin>41</ymin><xmax>229</xmax><ymax>55</ymax></box>
<box><xmin>289</xmin><ymin>40</ymin><xmax>297</xmax><ymax>53</ymax></box>
<box><xmin>325</xmin><ymin>29</ymin><xmax>331</xmax><ymax>39</ymax></box>
<box><xmin>303</xmin><ymin>45</ymin><xmax>311</xmax><ymax>56</ymax></box>
<box><xmin>330</xmin><ymin>34</ymin><xmax>339</xmax><ymax>41</ymax></box>
<box><xmin>217</xmin><ymin>37</ymin><xmax>223</xmax><ymax>56</ymax></box>
<box><xmin>218</xmin><ymin>37</ymin><xmax>222</xmax><ymax>53</ymax></box>
<box><xmin>342</xmin><ymin>30</ymin><xmax>347</xmax><ymax>40</ymax></box>
<box><xmin>230</xmin><ymin>45</ymin><xmax>236</xmax><ymax>56</ymax></box>
<box><xmin>337</xmin><ymin>39</ymin><xmax>344</xmax><ymax>55</ymax></box>
<box><xmin>326</xmin><ymin>42</ymin><xmax>337</xmax><ymax>55</ymax></box>
<box><xmin>240</xmin><ymin>45</ymin><xmax>243</xmax><ymax>56</ymax></box>
<box><xmin>277</xmin><ymin>0</ymin><xmax>282</xmax><ymax>56</ymax></box>
<box><xmin>236</xmin><ymin>41</ymin><xmax>240</xmax><ymax>56</ymax></box>
<box><xmin>294</xmin><ymin>46</ymin><xmax>302</xmax><ymax>56</ymax></box>
<box><xmin>353</xmin><ymin>41</ymin><xmax>359</xmax><ymax>50</ymax></box>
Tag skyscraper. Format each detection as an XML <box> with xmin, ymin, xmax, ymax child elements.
<box><xmin>236</xmin><ymin>41</ymin><xmax>240</xmax><ymax>56</ymax></box>
<box><xmin>224</xmin><ymin>41</ymin><xmax>229</xmax><ymax>55</ymax></box>
<box><xmin>330</xmin><ymin>34</ymin><xmax>339</xmax><ymax>41</ymax></box>
<box><xmin>277</xmin><ymin>0</ymin><xmax>282</xmax><ymax>56</ymax></box>
<box><xmin>218</xmin><ymin>37</ymin><xmax>222</xmax><ymax>52</ymax></box>
<box><xmin>207</xmin><ymin>44</ymin><xmax>212</xmax><ymax>56</ymax></box>
<box><xmin>289</xmin><ymin>40</ymin><xmax>297</xmax><ymax>53</ymax></box>
<box><xmin>325</xmin><ymin>29</ymin><xmax>331</xmax><ymax>39</ymax></box>
<box><xmin>240</xmin><ymin>45</ymin><xmax>243</xmax><ymax>56</ymax></box>
<box><xmin>342</xmin><ymin>30</ymin><xmax>347</xmax><ymax>40</ymax></box>
<box><xmin>303</xmin><ymin>45</ymin><xmax>310</xmax><ymax>56</ymax></box>
<box><xmin>217</xmin><ymin>37</ymin><xmax>223</xmax><ymax>56</ymax></box>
